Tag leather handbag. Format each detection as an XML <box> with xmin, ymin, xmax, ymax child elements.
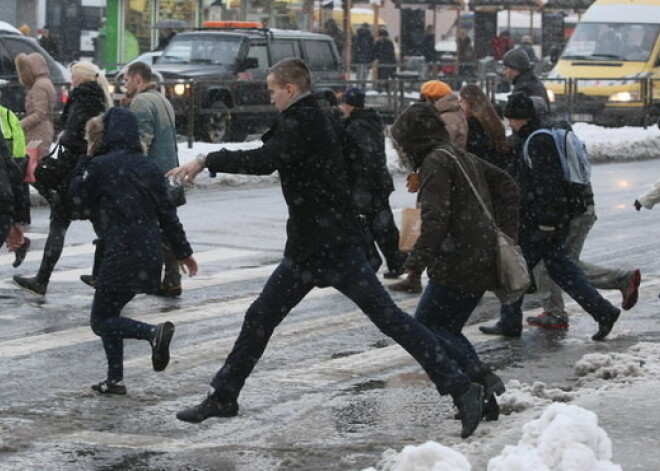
<box><xmin>398</xmin><ymin>207</ymin><xmax>422</xmax><ymax>252</ymax></box>
<box><xmin>439</xmin><ymin>149</ymin><xmax>530</xmax><ymax>304</ymax></box>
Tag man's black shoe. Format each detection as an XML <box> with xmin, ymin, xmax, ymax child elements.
<box><xmin>12</xmin><ymin>237</ymin><xmax>30</xmax><ymax>268</ymax></box>
<box><xmin>176</xmin><ymin>395</ymin><xmax>239</xmax><ymax>423</ymax></box>
<box><xmin>383</xmin><ymin>267</ymin><xmax>405</xmax><ymax>279</ymax></box>
<box><xmin>151</xmin><ymin>321</ymin><xmax>175</xmax><ymax>371</ymax></box>
<box><xmin>453</xmin><ymin>382</ymin><xmax>484</xmax><ymax>439</ymax></box>
<box><xmin>13</xmin><ymin>275</ymin><xmax>46</xmax><ymax>296</ymax></box>
<box><xmin>154</xmin><ymin>284</ymin><xmax>182</xmax><ymax>297</ymax></box>
<box><xmin>91</xmin><ymin>379</ymin><xmax>127</xmax><ymax>395</ymax></box>
<box><xmin>482</xmin><ymin>394</ymin><xmax>500</xmax><ymax>421</ymax></box>
<box><xmin>80</xmin><ymin>274</ymin><xmax>96</xmax><ymax>287</ymax></box>
<box><xmin>592</xmin><ymin>308</ymin><xmax>621</xmax><ymax>341</ymax></box>
<box><xmin>479</xmin><ymin>323</ymin><xmax>521</xmax><ymax>338</ymax></box>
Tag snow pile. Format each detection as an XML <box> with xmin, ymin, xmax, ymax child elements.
<box><xmin>363</xmin><ymin>441</ymin><xmax>472</xmax><ymax>471</ymax></box>
<box><xmin>498</xmin><ymin>380</ymin><xmax>575</xmax><ymax>414</ymax></box>
<box><xmin>574</xmin><ymin>342</ymin><xmax>660</xmax><ymax>387</ymax></box>
<box><xmin>487</xmin><ymin>404</ymin><xmax>621</xmax><ymax>471</ymax></box>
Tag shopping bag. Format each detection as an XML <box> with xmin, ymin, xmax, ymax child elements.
<box><xmin>492</xmin><ymin>229</ymin><xmax>531</xmax><ymax>305</ymax></box>
<box><xmin>398</xmin><ymin>207</ymin><xmax>422</xmax><ymax>252</ymax></box>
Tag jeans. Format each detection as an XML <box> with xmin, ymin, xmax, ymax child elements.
<box><xmin>90</xmin><ymin>290</ymin><xmax>153</xmax><ymax>382</ymax></box>
<box><xmin>413</xmin><ymin>281</ymin><xmax>483</xmax><ymax>372</ymax></box>
<box><xmin>534</xmin><ymin>206</ymin><xmax>628</xmax><ymax>318</ymax></box>
<box><xmin>499</xmin><ymin>228</ymin><xmax>620</xmax><ymax>332</ymax></box>
<box><xmin>162</xmin><ymin>238</ymin><xmax>181</xmax><ymax>288</ymax></box>
<box><xmin>36</xmin><ymin>197</ymin><xmax>71</xmax><ymax>285</ymax></box>
<box><xmin>211</xmin><ymin>246</ymin><xmax>470</xmax><ymax>400</ymax></box>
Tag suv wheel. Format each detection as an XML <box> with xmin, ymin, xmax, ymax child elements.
<box><xmin>203</xmin><ymin>100</ymin><xmax>231</xmax><ymax>143</ymax></box>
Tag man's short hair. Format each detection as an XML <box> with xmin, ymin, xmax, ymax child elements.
<box><xmin>126</xmin><ymin>61</ymin><xmax>153</xmax><ymax>82</ymax></box>
<box><xmin>268</xmin><ymin>58</ymin><xmax>311</xmax><ymax>92</ymax></box>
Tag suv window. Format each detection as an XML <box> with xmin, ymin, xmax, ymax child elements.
<box><xmin>246</xmin><ymin>40</ymin><xmax>269</xmax><ymax>78</ymax></box>
<box><xmin>0</xmin><ymin>41</ymin><xmax>14</xmax><ymax>75</ymax></box>
<box><xmin>160</xmin><ymin>35</ymin><xmax>242</xmax><ymax>65</ymax></box>
<box><xmin>271</xmin><ymin>40</ymin><xmax>301</xmax><ymax>63</ymax></box>
<box><xmin>302</xmin><ymin>40</ymin><xmax>337</xmax><ymax>71</ymax></box>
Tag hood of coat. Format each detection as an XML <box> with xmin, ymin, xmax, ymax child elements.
<box><xmin>390</xmin><ymin>102</ymin><xmax>451</xmax><ymax>171</ymax></box>
<box><xmin>100</xmin><ymin>107</ymin><xmax>144</xmax><ymax>154</ymax></box>
<box><xmin>433</xmin><ymin>92</ymin><xmax>462</xmax><ymax>114</ymax></box>
<box><xmin>15</xmin><ymin>52</ymin><xmax>49</xmax><ymax>88</ymax></box>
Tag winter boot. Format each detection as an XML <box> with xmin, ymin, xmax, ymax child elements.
<box><xmin>453</xmin><ymin>382</ymin><xmax>484</xmax><ymax>439</ymax></box>
<box><xmin>176</xmin><ymin>392</ymin><xmax>239</xmax><ymax>423</ymax></box>
<box><xmin>13</xmin><ymin>275</ymin><xmax>47</xmax><ymax>296</ymax></box>
<box><xmin>151</xmin><ymin>322</ymin><xmax>175</xmax><ymax>371</ymax></box>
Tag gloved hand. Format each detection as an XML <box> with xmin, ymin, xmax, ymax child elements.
<box><xmin>634</xmin><ymin>199</ymin><xmax>642</xmax><ymax>211</ymax></box>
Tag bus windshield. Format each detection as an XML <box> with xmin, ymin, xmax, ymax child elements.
<box><xmin>561</xmin><ymin>22</ymin><xmax>659</xmax><ymax>62</ymax></box>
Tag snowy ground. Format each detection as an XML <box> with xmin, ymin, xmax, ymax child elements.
<box><xmin>171</xmin><ymin>123</ymin><xmax>660</xmax><ymax>470</ymax></box>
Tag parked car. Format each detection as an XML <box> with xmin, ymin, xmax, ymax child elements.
<box><xmin>0</xmin><ymin>31</ymin><xmax>70</xmax><ymax>118</ymax></box>
<box><xmin>153</xmin><ymin>24</ymin><xmax>344</xmax><ymax>142</ymax></box>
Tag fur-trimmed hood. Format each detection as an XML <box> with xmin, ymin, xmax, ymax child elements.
<box><xmin>15</xmin><ymin>52</ymin><xmax>50</xmax><ymax>88</ymax></box>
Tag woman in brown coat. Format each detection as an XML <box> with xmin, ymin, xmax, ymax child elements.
<box><xmin>15</xmin><ymin>52</ymin><xmax>55</xmax><ymax>161</ymax></box>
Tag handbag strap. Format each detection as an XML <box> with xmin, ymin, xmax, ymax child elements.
<box><xmin>436</xmin><ymin>148</ymin><xmax>497</xmax><ymax>225</ymax></box>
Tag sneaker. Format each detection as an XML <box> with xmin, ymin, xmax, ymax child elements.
<box><xmin>621</xmin><ymin>269</ymin><xmax>641</xmax><ymax>311</ymax></box>
<box><xmin>12</xmin><ymin>237</ymin><xmax>30</xmax><ymax>268</ymax></box>
<box><xmin>151</xmin><ymin>321</ymin><xmax>175</xmax><ymax>372</ymax></box>
<box><xmin>176</xmin><ymin>394</ymin><xmax>239</xmax><ymax>423</ymax></box>
<box><xmin>13</xmin><ymin>275</ymin><xmax>46</xmax><ymax>296</ymax></box>
<box><xmin>91</xmin><ymin>379</ymin><xmax>127</xmax><ymax>395</ymax></box>
<box><xmin>154</xmin><ymin>284</ymin><xmax>182</xmax><ymax>297</ymax></box>
<box><xmin>80</xmin><ymin>274</ymin><xmax>96</xmax><ymax>287</ymax></box>
<box><xmin>527</xmin><ymin>312</ymin><xmax>569</xmax><ymax>330</ymax></box>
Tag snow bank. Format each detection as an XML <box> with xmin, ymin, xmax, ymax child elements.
<box><xmin>487</xmin><ymin>404</ymin><xmax>621</xmax><ymax>471</ymax></box>
<box><xmin>363</xmin><ymin>441</ymin><xmax>472</xmax><ymax>471</ymax></box>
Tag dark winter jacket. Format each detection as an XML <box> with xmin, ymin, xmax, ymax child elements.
<box><xmin>508</xmin><ymin>121</ymin><xmax>572</xmax><ymax>233</ymax></box>
<box><xmin>390</xmin><ymin>102</ymin><xmax>519</xmax><ymax>293</ymax></box>
<box><xmin>58</xmin><ymin>80</ymin><xmax>108</xmax><ymax>182</ymax></box>
<box><xmin>512</xmin><ymin>70</ymin><xmax>550</xmax><ymax>107</ymax></box>
<box><xmin>0</xmin><ymin>135</ymin><xmax>29</xmax><ymax>222</ymax></box>
<box><xmin>68</xmin><ymin>107</ymin><xmax>192</xmax><ymax>293</ymax></box>
<box><xmin>466</xmin><ymin>116</ymin><xmax>510</xmax><ymax>170</ymax></box>
<box><xmin>353</xmin><ymin>27</ymin><xmax>375</xmax><ymax>64</ymax></box>
<box><xmin>374</xmin><ymin>37</ymin><xmax>396</xmax><ymax>65</ymax></box>
<box><xmin>343</xmin><ymin>108</ymin><xmax>393</xmax><ymax>211</ymax></box>
<box><xmin>205</xmin><ymin>94</ymin><xmax>365</xmax><ymax>263</ymax></box>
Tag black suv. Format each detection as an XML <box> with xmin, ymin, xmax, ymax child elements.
<box><xmin>0</xmin><ymin>31</ymin><xmax>70</xmax><ymax>116</ymax></box>
<box><xmin>153</xmin><ymin>27</ymin><xmax>343</xmax><ymax>142</ymax></box>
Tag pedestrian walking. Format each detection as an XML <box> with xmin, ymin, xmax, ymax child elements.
<box><xmin>123</xmin><ymin>61</ymin><xmax>182</xmax><ymax>297</ymax></box>
<box><xmin>519</xmin><ymin>35</ymin><xmax>538</xmax><ymax>64</ymax></box>
<box><xmin>14</xmin><ymin>61</ymin><xmax>111</xmax><ymax>296</ymax></box>
<box><xmin>390</xmin><ymin>80</ymin><xmax>468</xmax><ymax>294</ymax></box>
<box><xmin>502</xmin><ymin>48</ymin><xmax>550</xmax><ymax>106</ymax></box>
<box><xmin>68</xmin><ymin>108</ymin><xmax>197</xmax><ymax>395</ymax></box>
<box><xmin>390</xmin><ymin>101</ymin><xmax>519</xmax><ymax>420</ymax></box>
<box><xmin>339</xmin><ymin>87</ymin><xmax>406</xmax><ymax>279</ymax></box>
<box><xmin>374</xmin><ymin>29</ymin><xmax>397</xmax><ymax>92</ymax></box>
<box><xmin>353</xmin><ymin>23</ymin><xmax>374</xmax><ymax>87</ymax></box>
<box><xmin>490</xmin><ymin>30</ymin><xmax>514</xmax><ymax>61</ymax></box>
<box><xmin>0</xmin><ymin>101</ymin><xmax>31</xmax><ymax>262</ymax></box>
<box><xmin>479</xmin><ymin>93</ymin><xmax>622</xmax><ymax>341</ymax></box>
<box><xmin>458</xmin><ymin>83</ymin><xmax>510</xmax><ymax>169</ymax></box>
<box><xmin>15</xmin><ymin>52</ymin><xmax>55</xmax><ymax>163</ymax></box>
<box><xmin>0</xmin><ymin>131</ymin><xmax>30</xmax><ymax>270</ymax></box>
<box><xmin>527</xmin><ymin>97</ymin><xmax>641</xmax><ymax>330</ymax></box>
<box><xmin>168</xmin><ymin>58</ymin><xmax>486</xmax><ymax>439</ymax></box>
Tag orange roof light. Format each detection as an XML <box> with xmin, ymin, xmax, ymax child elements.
<box><xmin>203</xmin><ymin>21</ymin><xmax>262</xmax><ymax>28</ymax></box>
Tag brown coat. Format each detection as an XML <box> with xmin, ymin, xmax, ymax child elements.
<box><xmin>15</xmin><ymin>52</ymin><xmax>55</xmax><ymax>159</ymax></box>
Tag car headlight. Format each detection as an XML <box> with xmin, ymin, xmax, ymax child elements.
<box><xmin>173</xmin><ymin>83</ymin><xmax>187</xmax><ymax>96</ymax></box>
<box><xmin>608</xmin><ymin>91</ymin><xmax>640</xmax><ymax>102</ymax></box>
<box><xmin>547</xmin><ymin>89</ymin><xmax>555</xmax><ymax>103</ymax></box>
<box><xmin>108</xmin><ymin>83</ymin><xmax>115</xmax><ymax>94</ymax></box>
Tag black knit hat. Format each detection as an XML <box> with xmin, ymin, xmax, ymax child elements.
<box><xmin>504</xmin><ymin>92</ymin><xmax>535</xmax><ymax>119</ymax></box>
<box><xmin>341</xmin><ymin>87</ymin><xmax>365</xmax><ymax>108</ymax></box>
<box><xmin>503</xmin><ymin>48</ymin><xmax>531</xmax><ymax>71</ymax></box>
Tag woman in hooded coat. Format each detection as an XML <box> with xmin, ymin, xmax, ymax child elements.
<box><xmin>68</xmin><ymin>107</ymin><xmax>198</xmax><ymax>394</ymax></box>
<box><xmin>13</xmin><ymin>61</ymin><xmax>113</xmax><ymax>296</ymax></box>
<box><xmin>390</xmin><ymin>102</ymin><xmax>520</xmax><ymax>419</ymax></box>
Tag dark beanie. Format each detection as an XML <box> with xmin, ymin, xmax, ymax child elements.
<box><xmin>504</xmin><ymin>92</ymin><xmax>535</xmax><ymax>119</ymax></box>
<box><xmin>341</xmin><ymin>87</ymin><xmax>365</xmax><ymax>108</ymax></box>
<box><xmin>503</xmin><ymin>48</ymin><xmax>531</xmax><ymax>71</ymax></box>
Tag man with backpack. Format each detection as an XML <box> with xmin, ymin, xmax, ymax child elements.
<box><xmin>480</xmin><ymin>93</ymin><xmax>622</xmax><ymax>341</ymax></box>
<box><xmin>527</xmin><ymin>97</ymin><xmax>641</xmax><ymax>330</ymax></box>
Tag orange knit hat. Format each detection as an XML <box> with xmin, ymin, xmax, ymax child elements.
<box><xmin>420</xmin><ymin>80</ymin><xmax>453</xmax><ymax>100</ymax></box>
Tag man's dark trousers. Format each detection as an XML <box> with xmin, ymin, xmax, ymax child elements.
<box><xmin>210</xmin><ymin>246</ymin><xmax>471</xmax><ymax>400</ymax></box>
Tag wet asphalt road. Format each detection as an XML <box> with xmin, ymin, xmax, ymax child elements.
<box><xmin>1</xmin><ymin>158</ymin><xmax>660</xmax><ymax>470</ymax></box>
